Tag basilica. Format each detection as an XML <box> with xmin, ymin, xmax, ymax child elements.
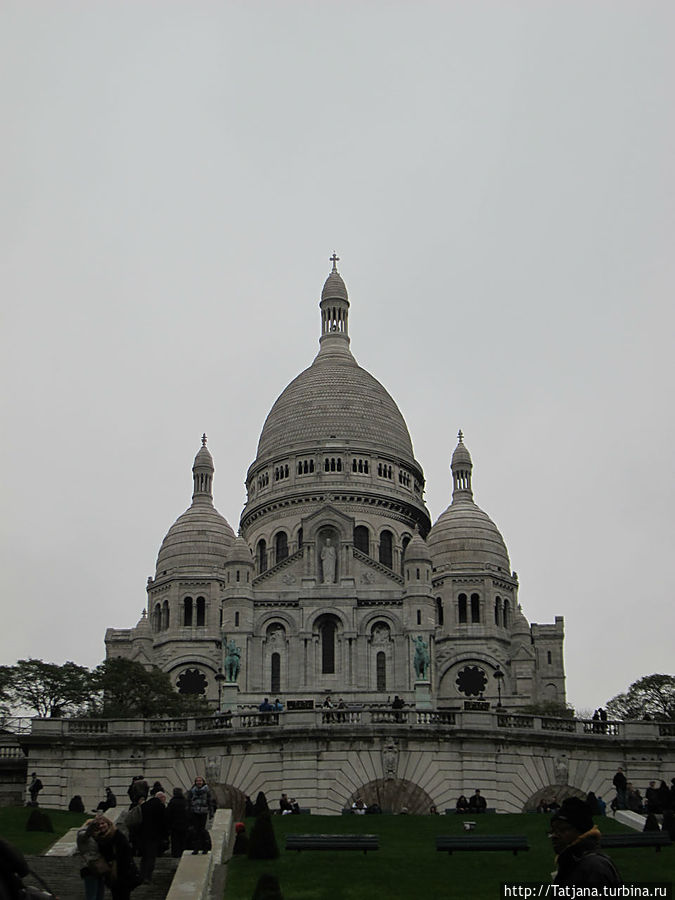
<box><xmin>105</xmin><ymin>259</ymin><xmax>566</xmax><ymax>711</ymax></box>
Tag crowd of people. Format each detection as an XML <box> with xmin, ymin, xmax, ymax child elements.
<box><xmin>611</xmin><ymin>767</ymin><xmax>675</xmax><ymax>816</ymax></box>
<box><xmin>73</xmin><ymin>774</ymin><xmax>217</xmax><ymax>899</ymax></box>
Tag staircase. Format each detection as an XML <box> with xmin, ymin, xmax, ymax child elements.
<box><xmin>25</xmin><ymin>854</ymin><xmax>179</xmax><ymax>899</ymax></box>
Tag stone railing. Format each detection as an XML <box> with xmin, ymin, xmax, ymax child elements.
<box><xmin>0</xmin><ymin>745</ymin><xmax>24</xmax><ymax>759</ymax></box>
<box><xmin>20</xmin><ymin>710</ymin><xmax>675</xmax><ymax>741</ymax></box>
<box><xmin>0</xmin><ymin>716</ymin><xmax>32</xmax><ymax>734</ymax></box>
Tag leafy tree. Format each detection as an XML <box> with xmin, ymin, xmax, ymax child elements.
<box><xmin>0</xmin><ymin>665</ymin><xmax>13</xmax><ymax>715</ymax></box>
<box><xmin>5</xmin><ymin>658</ymin><xmax>93</xmax><ymax>717</ymax></box>
<box><xmin>606</xmin><ymin>674</ymin><xmax>675</xmax><ymax>721</ymax></box>
<box><xmin>90</xmin><ymin>657</ymin><xmax>209</xmax><ymax>718</ymax></box>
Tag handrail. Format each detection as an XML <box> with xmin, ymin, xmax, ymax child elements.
<box><xmin>14</xmin><ymin>710</ymin><xmax>675</xmax><ymax>740</ymax></box>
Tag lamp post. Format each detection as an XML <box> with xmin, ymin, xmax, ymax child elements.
<box><xmin>493</xmin><ymin>666</ymin><xmax>504</xmax><ymax>708</ymax></box>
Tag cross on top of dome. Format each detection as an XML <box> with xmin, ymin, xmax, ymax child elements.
<box><xmin>329</xmin><ymin>251</ymin><xmax>340</xmax><ymax>273</ymax></box>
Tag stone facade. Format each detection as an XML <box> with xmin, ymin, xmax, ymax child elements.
<box><xmin>105</xmin><ymin>260</ymin><xmax>565</xmax><ymax>712</ymax></box>
<box><xmin>21</xmin><ymin>714</ymin><xmax>675</xmax><ymax>815</ymax></box>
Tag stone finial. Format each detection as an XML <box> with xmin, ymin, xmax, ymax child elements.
<box><xmin>202</xmin><ymin>432</ymin><xmax>208</xmax><ymax>447</ymax></box>
<box><xmin>330</xmin><ymin>251</ymin><xmax>340</xmax><ymax>273</ymax></box>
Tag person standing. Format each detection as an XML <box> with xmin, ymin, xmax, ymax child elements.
<box><xmin>28</xmin><ymin>773</ymin><xmax>43</xmax><ymax>805</ymax></box>
<box><xmin>167</xmin><ymin>787</ymin><xmax>189</xmax><ymax>858</ymax></box>
<box><xmin>92</xmin><ymin>816</ymin><xmax>140</xmax><ymax>900</ymax></box>
<box><xmin>187</xmin><ymin>776</ymin><xmax>216</xmax><ymax>854</ymax></box>
<box><xmin>612</xmin><ymin>767</ymin><xmax>628</xmax><ymax>810</ymax></box>
<box><xmin>138</xmin><ymin>791</ymin><xmax>169</xmax><ymax>884</ymax></box>
<box><xmin>77</xmin><ymin>818</ymin><xmax>108</xmax><ymax>900</ymax></box>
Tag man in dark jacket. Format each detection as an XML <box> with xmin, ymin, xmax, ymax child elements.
<box><xmin>550</xmin><ymin>797</ymin><xmax>621</xmax><ymax>887</ymax></box>
<box><xmin>612</xmin><ymin>767</ymin><xmax>627</xmax><ymax>810</ymax></box>
<box><xmin>138</xmin><ymin>791</ymin><xmax>169</xmax><ymax>884</ymax></box>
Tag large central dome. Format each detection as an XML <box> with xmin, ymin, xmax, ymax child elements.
<box><xmin>255</xmin><ymin>261</ymin><xmax>417</xmax><ymax>466</ymax></box>
<box><xmin>256</xmin><ymin>353</ymin><xmax>416</xmax><ymax>464</ymax></box>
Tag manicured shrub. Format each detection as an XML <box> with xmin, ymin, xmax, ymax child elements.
<box><xmin>25</xmin><ymin>809</ymin><xmax>53</xmax><ymax>833</ymax></box>
<box><xmin>247</xmin><ymin>811</ymin><xmax>279</xmax><ymax>860</ymax></box>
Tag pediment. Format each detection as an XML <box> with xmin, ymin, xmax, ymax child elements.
<box><xmin>302</xmin><ymin>503</ymin><xmax>354</xmax><ymax>536</ymax></box>
<box><xmin>511</xmin><ymin>643</ymin><xmax>536</xmax><ymax>661</ymax></box>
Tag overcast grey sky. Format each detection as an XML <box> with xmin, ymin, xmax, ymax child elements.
<box><xmin>1</xmin><ymin>1</ymin><xmax>673</xmax><ymax>714</ymax></box>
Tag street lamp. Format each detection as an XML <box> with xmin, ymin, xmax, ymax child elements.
<box><xmin>493</xmin><ymin>666</ymin><xmax>504</xmax><ymax>708</ymax></box>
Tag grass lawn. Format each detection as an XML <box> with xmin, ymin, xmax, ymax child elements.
<box><xmin>225</xmin><ymin>814</ymin><xmax>673</xmax><ymax>900</ymax></box>
<box><xmin>0</xmin><ymin>806</ymin><xmax>88</xmax><ymax>854</ymax></box>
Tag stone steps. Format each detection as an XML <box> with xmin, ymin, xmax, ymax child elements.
<box><xmin>25</xmin><ymin>854</ymin><xmax>179</xmax><ymax>899</ymax></box>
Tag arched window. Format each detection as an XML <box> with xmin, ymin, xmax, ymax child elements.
<box><xmin>376</xmin><ymin>651</ymin><xmax>386</xmax><ymax>692</ymax></box>
<box><xmin>234</xmin><ymin>611</ymin><xmax>240</xmax><ymax>627</ymax></box>
<box><xmin>275</xmin><ymin>531</ymin><xmax>288</xmax><ymax>563</ymax></box>
<box><xmin>183</xmin><ymin>597</ymin><xmax>193</xmax><ymax>627</ymax></box>
<box><xmin>379</xmin><ymin>530</ymin><xmax>393</xmax><ymax>568</ymax></box>
<box><xmin>401</xmin><ymin>535</ymin><xmax>411</xmax><ymax>574</ymax></box>
<box><xmin>320</xmin><ymin>618</ymin><xmax>337</xmax><ymax>674</ymax></box>
<box><xmin>503</xmin><ymin>599</ymin><xmax>510</xmax><ymax>628</ymax></box>
<box><xmin>416</xmin><ymin>609</ymin><xmax>421</xmax><ymax>625</ymax></box>
<box><xmin>257</xmin><ymin>539</ymin><xmax>267</xmax><ymax>573</ymax></box>
<box><xmin>495</xmin><ymin>596</ymin><xmax>502</xmax><ymax>626</ymax></box>
<box><xmin>458</xmin><ymin>593</ymin><xmax>467</xmax><ymax>624</ymax></box>
<box><xmin>162</xmin><ymin>599</ymin><xmax>170</xmax><ymax>630</ymax></box>
<box><xmin>436</xmin><ymin>597</ymin><xmax>444</xmax><ymax>626</ymax></box>
<box><xmin>354</xmin><ymin>525</ymin><xmax>369</xmax><ymax>555</ymax></box>
<box><xmin>297</xmin><ymin>528</ymin><xmax>303</xmax><ymax>549</ymax></box>
<box><xmin>547</xmin><ymin>650</ymin><xmax>552</xmax><ymax>665</ymax></box>
<box><xmin>153</xmin><ymin>602</ymin><xmax>161</xmax><ymax>632</ymax></box>
<box><xmin>196</xmin><ymin>596</ymin><xmax>206</xmax><ymax>627</ymax></box>
<box><xmin>471</xmin><ymin>593</ymin><xmax>480</xmax><ymax>623</ymax></box>
<box><xmin>271</xmin><ymin>653</ymin><xmax>281</xmax><ymax>693</ymax></box>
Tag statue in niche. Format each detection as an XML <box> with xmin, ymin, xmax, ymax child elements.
<box><xmin>223</xmin><ymin>637</ymin><xmax>241</xmax><ymax>683</ymax></box>
<box><xmin>372</xmin><ymin>623</ymin><xmax>390</xmax><ymax>644</ymax></box>
<box><xmin>205</xmin><ymin>756</ymin><xmax>220</xmax><ymax>784</ymax></box>
<box><xmin>267</xmin><ymin>624</ymin><xmax>285</xmax><ymax>646</ymax></box>
<box><xmin>382</xmin><ymin>742</ymin><xmax>398</xmax><ymax>780</ymax></box>
<box><xmin>555</xmin><ymin>754</ymin><xmax>569</xmax><ymax>785</ymax></box>
<box><xmin>413</xmin><ymin>635</ymin><xmax>430</xmax><ymax>680</ymax></box>
<box><xmin>321</xmin><ymin>537</ymin><xmax>337</xmax><ymax>584</ymax></box>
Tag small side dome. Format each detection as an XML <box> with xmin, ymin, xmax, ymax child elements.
<box><xmin>403</xmin><ymin>531</ymin><xmax>431</xmax><ymax>564</ymax></box>
<box><xmin>428</xmin><ymin>502</ymin><xmax>511</xmax><ymax>572</ymax></box>
<box><xmin>133</xmin><ymin>609</ymin><xmax>152</xmax><ymax>638</ymax></box>
<box><xmin>321</xmin><ymin>269</ymin><xmax>348</xmax><ymax>302</ymax></box>
<box><xmin>193</xmin><ymin>442</ymin><xmax>214</xmax><ymax>469</ymax></box>
<box><xmin>428</xmin><ymin>433</ymin><xmax>511</xmax><ymax>572</ymax></box>
<box><xmin>227</xmin><ymin>535</ymin><xmax>255</xmax><ymax>567</ymax></box>
<box><xmin>511</xmin><ymin>603</ymin><xmax>530</xmax><ymax>638</ymax></box>
<box><xmin>156</xmin><ymin>506</ymin><xmax>235</xmax><ymax>576</ymax></box>
<box><xmin>451</xmin><ymin>435</ymin><xmax>472</xmax><ymax>468</ymax></box>
<box><xmin>155</xmin><ymin>437</ymin><xmax>235</xmax><ymax>577</ymax></box>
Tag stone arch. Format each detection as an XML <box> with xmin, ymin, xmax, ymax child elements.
<box><xmin>305</xmin><ymin>606</ymin><xmax>349</xmax><ymax>633</ymax></box>
<box><xmin>210</xmin><ymin>782</ymin><xmax>248</xmax><ymax>821</ymax></box>
<box><xmin>360</xmin><ymin>609</ymin><xmax>402</xmax><ymax>635</ymax></box>
<box><xmin>254</xmin><ymin>610</ymin><xmax>298</xmax><ymax>638</ymax></box>
<box><xmin>346</xmin><ymin>778</ymin><xmax>434</xmax><ymax>815</ymax></box>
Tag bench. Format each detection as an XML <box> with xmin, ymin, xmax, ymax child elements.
<box><xmin>601</xmin><ymin>833</ymin><xmax>673</xmax><ymax>852</ymax></box>
<box><xmin>285</xmin><ymin>834</ymin><xmax>379</xmax><ymax>854</ymax></box>
<box><xmin>445</xmin><ymin>807</ymin><xmax>496</xmax><ymax>815</ymax></box>
<box><xmin>436</xmin><ymin>835</ymin><xmax>530</xmax><ymax>855</ymax></box>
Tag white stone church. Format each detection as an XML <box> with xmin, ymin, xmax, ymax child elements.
<box><xmin>105</xmin><ymin>258</ymin><xmax>565</xmax><ymax>712</ymax></box>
